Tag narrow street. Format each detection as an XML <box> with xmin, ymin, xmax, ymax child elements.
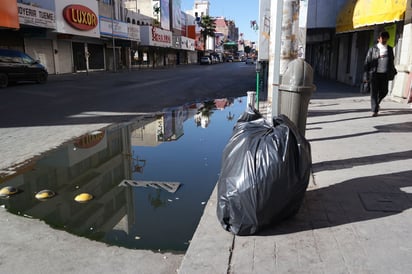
<box><xmin>0</xmin><ymin>63</ymin><xmax>255</xmax><ymax>127</ymax></box>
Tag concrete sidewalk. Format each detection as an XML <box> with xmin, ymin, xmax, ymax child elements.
<box><xmin>179</xmin><ymin>80</ymin><xmax>412</xmax><ymax>273</ymax></box>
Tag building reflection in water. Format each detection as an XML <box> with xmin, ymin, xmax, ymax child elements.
<box><xmin>0</xmin><ymin>97</ymin><xmax>240</xmax><ymax>251</ymax></box>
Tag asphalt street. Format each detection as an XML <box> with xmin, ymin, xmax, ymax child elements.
<box><xmin>0</xmin><ymin>63</ymin><xmax>255</xmax><ymax>172</ymax></box>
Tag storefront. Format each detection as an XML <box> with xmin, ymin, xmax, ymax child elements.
<box><xmin>140</xmin><ymin>25</ymin><xmax>173</xmax><ymax>68</ymax></box>
<box><xmin>99</xmin><ymin>16</ymin><xmax>141</xmax><ymax>71</ymax></box>
<box><xmin>55</xmin><ymin>0</ymin><xmax>104</xmax><ymax>73</ymax></box>
<box><xmin>71</xmin><ymin>41</ymin><xmax>105</xmax><ymax>71</ymax></box>
<box><xmin>10</xmin><ymin>2</ymin><xmax>57</xmax><ymax>73</ymax></box>
<box><xmin>0</xmin><ymin>1</ymin><xmax>22</xmax><ymax>54</ymax></box>
<box><xmin>335</xmin><ymin>0</ymin><xmax>407</xmax><ymax>86</ymax></box>
<box><xmin>172</xmin><ymin>35</ymin><xmax>182</xmax><ymax>64</ymax></box>
<box><xmin>126</xmin><ymin>23</ymin><xmax>141</xmax><ymax>69</ymax></box>
<box><xmin>181</xmin><ymin>36</ymin><xmax>196</xmax><ymax>64</ymax></box>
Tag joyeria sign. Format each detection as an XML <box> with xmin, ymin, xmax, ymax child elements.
<box><xmin>63</xmin><ymin>4</ymin><xmax>97</xmax><ymax>31</ymax></box>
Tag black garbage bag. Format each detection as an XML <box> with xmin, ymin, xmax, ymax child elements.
<box><xmin>216</xmin><ymin>106</ymin><xmax>312</xmax><ymax>235</ymax></box>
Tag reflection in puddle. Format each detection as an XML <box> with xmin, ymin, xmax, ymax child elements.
<box><xmin>0</xmin><ymin>97</ymin><xmax>245</xmax><ymax>251</ymax></box>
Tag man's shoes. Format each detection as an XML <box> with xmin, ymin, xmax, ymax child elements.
<box><xmin>372</xmin><ymin>112</ymin><xmax>378</xmax><ymax>117</ymax></box>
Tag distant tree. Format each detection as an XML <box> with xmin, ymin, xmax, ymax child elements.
<box><xmin>148</xmin><ymin>189</ymin><xmax>166</xmax><ymax>209</ymax></box>
<box><xmin>199</xmin><ymin>15</ymin><xmax>216</xmax><ymax>54</ymax></box>
<box><xmin>223</xmin><ymin>43</ymin><xmax>238</xmax><ymax>55</ymax></box>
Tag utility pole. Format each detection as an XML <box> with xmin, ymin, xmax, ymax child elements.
<box><xmin>112</xmin><ymin>0</ymin><xmax>117</xmax><ymax>72</ymax></box>
<box><xmin>298</xmin><ymin>0</ymin><xmax>308</xmax><ymax>58</ymax></box>
<box><xmin>267</xmin><ymin>0</ymin><xmax>300</xmax><ymax>120</ymax></box>
<box><xmin>280</xmin><ymin>0</ymin><xmax>299</xmax><ymax>74</ymax></box>
<box><xmin>267</xmin><ymin>0</ymin><xmax>283</xmax><ymax>119</ymax></box>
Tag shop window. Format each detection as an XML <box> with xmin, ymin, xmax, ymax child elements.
<box><xmin>127</xmin><ymin>17</ymin><xmax>131</xmax><ymax>23</ymax></box>
<box><xmin>72</xmin><ymin>42</ymin><xmax>86</xmax><ymax>71</ymax></box>
<box><xmin>87</xmin><ymin>44</ymin><xmax>104</xmax><ymax>70</ymax></box>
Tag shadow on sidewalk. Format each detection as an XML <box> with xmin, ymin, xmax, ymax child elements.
<box><xmin>257</xmin><ymin>170</ymin><xmax>412</xmax><ymax>236</ymax></box>
<box><xmin>308</xmin><ymin>108</ymin><xmax>411</xmax><ymax>120</ymax></box>
<box><xmin>312</xmin><ymin>149</ymin><xmax>412</xmax><ymax>172</ymax></box>
<box><xmin>307</xmin><ymin>110</ymin><xmax>412</xmax><ymax>126</ymax></box>
<box><xmin>308</xmin><ymin>108</ymin><xmax>370</xmax><ymax>118</ymax></box>
<box><xmin>307</xmin><ymin>121</ymin><xmax>412</xmax><ymax>142</ymax></box>
<box><xmin>312</xmin><ymin>77</ymin><xmax>362</xmax><ymax>100</ymax></box>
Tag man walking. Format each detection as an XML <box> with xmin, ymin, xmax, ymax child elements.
<box><xmin>363</xmin><ymin>31</ymin><xmax>397</xmax><ymax>117</ymax></box>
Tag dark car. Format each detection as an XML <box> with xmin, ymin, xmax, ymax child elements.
<box><xmin>226</xmin><ymin>55</ymin><xmax>234</xmax><ymax>62</ymax></box>
<box><xmin>0</xmin><ymin>49</ymin><xmax>48</xmax><ymax>88</ymax></box>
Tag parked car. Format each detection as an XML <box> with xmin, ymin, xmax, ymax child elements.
<box><xmin>200</xmin><ymin>56</ymin><xmax>212</xmax><ymax>65</ymax></box>
<box><xmin>0</xmin><ymin>49</ymin><xmax>48</xmax><ymax>88</ymax></box>
<box><xmin>226</xmin><ymin>55</ymin><xmax>234</xmax><ymax>62</ymax></box>
<box><xmin>245</xmin><ymin>58</ymin><xmax>255</xmax><ymax>64</ymax></box>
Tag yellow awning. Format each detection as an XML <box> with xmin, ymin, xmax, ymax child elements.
<box><xmin>336</xmin><ymin>0</ymin><xmax>407</xmax><ymax>34</ymax></box>
<box><xmin>336</xmin><ymin>0</ymin><xmax>356</xmax><ymax>33</ymax></box>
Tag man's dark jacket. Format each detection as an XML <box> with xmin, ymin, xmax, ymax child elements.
<box><xmin>363</xmin><ymin>44</ymin><xmax>397</xmax><ymax>81</ymax></box>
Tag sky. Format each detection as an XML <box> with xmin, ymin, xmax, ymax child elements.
<box><xmin>181</xmin><ymin>0</ymin><xmax>259</xmax><ymax>42</ymax></box>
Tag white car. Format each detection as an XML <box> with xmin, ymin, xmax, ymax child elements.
<box><xmin>200</xmin><ymin>56</ymin><xmax>211</xmax><ymax>65</ymax></box>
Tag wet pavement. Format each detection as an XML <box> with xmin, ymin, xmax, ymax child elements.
<box><xmin>0</xmin><ymin>96</ymin><xmax>246</xmax><ymax>253</ymax></box>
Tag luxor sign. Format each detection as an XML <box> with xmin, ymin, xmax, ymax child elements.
<box><xmin>63</xmin><ymin>4</ymin><xmax>97</xmax><ymax>31</ymax></box>
<box><xmin>74</xmin><ymin>131</ymin><xmax>105</xmax><ymax>149</ymax></box>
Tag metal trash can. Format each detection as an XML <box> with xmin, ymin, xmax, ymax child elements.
<box><xmin>280</xmin><ymin>58</ymin><xmax>316</xmax><ymax>136</ymax></box>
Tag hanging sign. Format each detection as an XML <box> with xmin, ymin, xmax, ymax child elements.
<box><xmin>63</xmin><ymin>4</ymin><xmax>97</xmax><ymax>31</ymax></box>
<box><xmin>18</xmin><ymin>4</ymin><xmax>56</xmax><ymax>29</ymax></box>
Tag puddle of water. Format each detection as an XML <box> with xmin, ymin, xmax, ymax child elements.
<box><xmin>0</xmin><ymin>97</ymin><xmax>246</xmax><ymax>252</ymax></box>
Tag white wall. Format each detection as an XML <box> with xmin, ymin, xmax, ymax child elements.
<box><xmin>392</xmin><ymin>0</ymin><xmax>412</xmax><ymax>98</ymax></box>
<box><xmin>132</xmin><ymin>0</ymin><xmax>155</xmax><ymax>18</ymax></box>
<box><xmin>57</xmin><ymin>40</ymin><xmax>73</xmax><ymax>74</ymax></box>
<box><xmin>25</xmin><ymin>38</ymin><xmax>55</xmax><ymax>74</ymax></box>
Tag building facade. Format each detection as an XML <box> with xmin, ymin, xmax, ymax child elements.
<box><xmin>0</xmin><ymin>0</ymin><xmax>196</xmax><ymax>74</ymax></box>
<box><xmin>304</xmin><ymin>0</ymin><xmax>411</xmax><ymax>102</ymax></box>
